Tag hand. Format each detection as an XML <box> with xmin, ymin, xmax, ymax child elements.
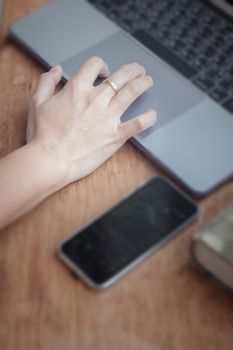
<box><xmin>27</xmin><ymin>56</ymin><xmax>157</xmax><ymax>186</ymax></box>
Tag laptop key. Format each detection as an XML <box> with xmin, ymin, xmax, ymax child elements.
<box><xmin>209</xmin><ymin>88</ymin><xmax>228</xmax><ymax>102</ymax></box>
<box><xmin>133</xmin><ymin>30</ymin><xmax>197</xmax><ymax>79</ymax></box>
<box><xmin>219</xmin><ymin>78</ymin><xmax>232</xmax><ymax>90</ymax></box>
<box><xmin>194</xmin><ymin>76</ymin><xmax>214</xmax><ymax>91</ymax></box>
<box><xmin>110</xmin><ymin>0</ymin><xmax>125</xmax><ymax>6</ymax></box>
<box><xmin>90</xmin><ymin>0</ymin><xmax>233</xmax><ymax>107</ymax></box>
<box><xmin>223</xmin><ymin>98</ymin><xmax>233</xmax><ymax>113</ymax></box>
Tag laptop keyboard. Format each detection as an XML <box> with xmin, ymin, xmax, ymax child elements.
<box><xmin>88</xmin><ymin>0</ymin><xmax>233</xmax><ymax>113</ymax></box>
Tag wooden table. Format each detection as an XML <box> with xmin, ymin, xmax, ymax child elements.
<box><xmin>0</xmin><ymin>1</ymin><xmax>233</xmax><ymax>349</ymax></box>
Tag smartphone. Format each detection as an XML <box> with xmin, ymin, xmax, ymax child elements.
<box><xmin>58</xmin><ymin>177</ymin><xmax>198</xmax><ymax>290</ymax></box>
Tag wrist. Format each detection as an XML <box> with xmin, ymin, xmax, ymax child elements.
<box><xmin>27</xmin><ymin>140</ymin><xmax>70</xmax><ymax>192</ymax></box>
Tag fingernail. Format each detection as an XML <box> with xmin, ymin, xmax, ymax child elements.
<box><xmin>141</xmin><ymin>66</ymin><xmax>146</xmax><ymax>75</ymax></box>
<box><xmin>148</xmin><ymin>109</ymin><xmax>157</xmax><ymax>123</ymax></box>
<box><xmin>147</xmin><ymin>76</ymin><xmax>154</xmax><ymax>85</ymax></box>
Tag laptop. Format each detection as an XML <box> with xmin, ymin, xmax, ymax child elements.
<box><xmin>9</xmin><ymin>0</ymin><xmax>233</xmax><ymax>196</ymax></box>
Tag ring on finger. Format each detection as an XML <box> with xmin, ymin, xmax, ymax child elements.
<box><xmin>102</xmin><ymin>79</ymin><xmax>118</xmax><ymax>94</ymax></box>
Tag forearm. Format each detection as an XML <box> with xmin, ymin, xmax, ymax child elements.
<box><xmin>0</xmin><ymin>141</ymin><xmax>68</xmax><ymax>229</ymax></box>
<box><xmin>0</xmin><ymin>59</ymin><xmax>155</xmax><ymax>229</ymax></box>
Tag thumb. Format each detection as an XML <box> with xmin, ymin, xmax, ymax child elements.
<box><xmin>32</xmin><ymin>65</ymin><xmax>63</xmax><ymax>106</ymax></box>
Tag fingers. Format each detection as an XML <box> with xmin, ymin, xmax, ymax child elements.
<box><xmin>33</xmin><ymin>65</ymin><xmax>63</xmax><ymax>106</ymax></box>
<box><xmin>119</xmin><ymin>109</ymin><xmax>157</xmax><ymax>140</ymax></box>
<box><xmin>95</xmin><ymin>62</ymin><xmax>145</xmax><ymax>103</ymax></box>
<box><xmin>69</xmin><ymin>56</ymin><xmax>109</xmax><ymax>90</ymax></box>
<box><xmin>110</xmin><ymin>75</ymin><xmax>154</xmax><ymax>116</ymax></box>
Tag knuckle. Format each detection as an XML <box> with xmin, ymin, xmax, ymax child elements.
<box><xmin>127</xmin><ymin>81</ymin><xmax>141</xmax><ymax>97</ymax></box>
<box><xmin>118</xmin><ymin>128</ymin><xmax>127</xmax><ymax>142</ymax></box>
<box><xmin>121</xmin><ymin>64</ymin><xmax>134</xmax><ymax>78</ymax></box>
<box><xmin>112</xmin><ymin>124</ymin><xmax>123</xmax><ymax>143</ymax></box>
<box><xmin>135</xmin><ymin>117</ymin><xmax>145</xmax><ymax>131</ymax></box>
<box><xmin>91</xmin><ymin>95</ymin><xmax>105</xmax><ymax>110</ymax></box>
<box><xmin>69</xmin><ymin>79</ymin><xmax>85</xmax><ymax>94</ymax></box>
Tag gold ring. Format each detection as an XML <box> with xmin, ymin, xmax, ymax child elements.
<box><xmin>102</xmin><ymin>79</ymin><xmax>118</xmax><ymax>93</ymax></box>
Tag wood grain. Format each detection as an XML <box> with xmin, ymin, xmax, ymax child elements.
<box><xmin>0</xmin><ymin>1</ymin><xmax>233</xmax><ymax>349</ymax></box>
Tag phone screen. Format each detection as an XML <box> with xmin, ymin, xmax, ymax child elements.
<box><xmin>59</xmin><ymin>177</ymin><xmax>198</xmax><ymax>288</ymax></box>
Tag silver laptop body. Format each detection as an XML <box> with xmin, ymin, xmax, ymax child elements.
<box><xmin>9</xmin><ymin>0</ymin><xmax>233</xmax><ymax>196</ymax></box>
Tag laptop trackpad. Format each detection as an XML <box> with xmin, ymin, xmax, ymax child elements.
<box><xmin>60</xmin><ymin>31</ymin><xmax>204</xmax><ymax>137</ymax></box>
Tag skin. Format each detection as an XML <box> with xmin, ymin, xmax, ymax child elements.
<box><xmin>0</xmin><ymin>56</ymin><xmax>157</xmax><ymax>229</ymax></box>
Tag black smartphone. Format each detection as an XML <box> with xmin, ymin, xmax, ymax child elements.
<box><xmin>58</xmin><ymin>177</ymin><xmax>198</xmax><ymax>290</ymax></box>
